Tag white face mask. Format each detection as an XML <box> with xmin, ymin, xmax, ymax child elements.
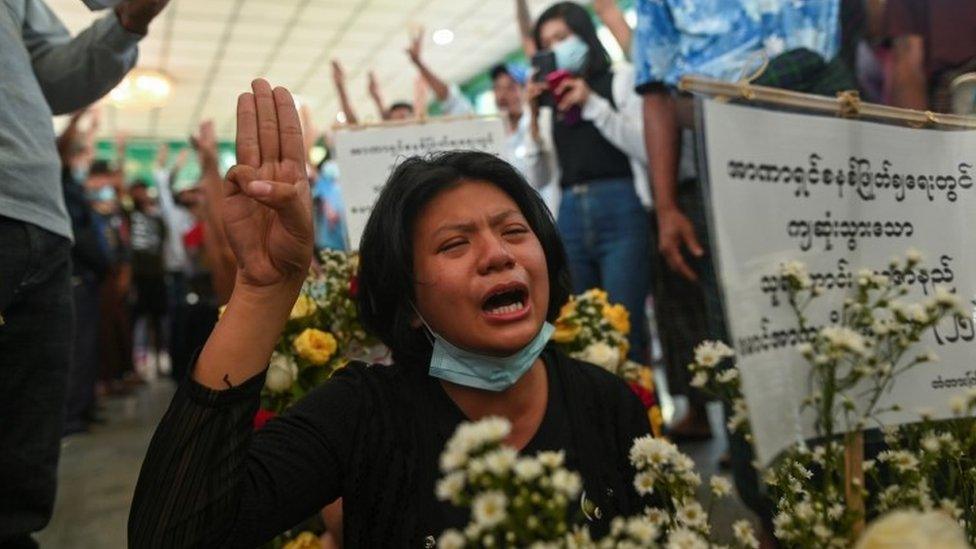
<box><xmin>81</xmin><ymin>0</ymin><xmax>123</xmax><ymax>11</ymax></box>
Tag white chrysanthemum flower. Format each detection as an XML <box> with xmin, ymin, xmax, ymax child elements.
<box><xmin>629</xmin><ymin>435</ymin><xmax>677</xmax><ymax>468</ymax></box>
<box><xmin>933</xmin><ymin>286</ymin><xmax>961</xmax><ymax>309</ymax></box>
<box><xmin>819</xmin><ymin>326</ymin><xmax>867</xmax><ymax>356</ymax></box>
<box><xmin>828</xmin><ymin>503</ymin><xmax>844</xmax><ymax>520</ymax></box>
<box><xmin>949</xmin><ymin>395</ymin><xmax>967</xmax><ymax>415</ymax></box>
<box><xmin>710</xmin><ymin>476</ymin><xmax>733</xmax><ymax>498</ymax></box>
<box><xmin>624</xmin><ymin>516</ymin><xmax>660</xmax><ymax>544</ymax></box>
<box><xmin>645</xmin><ymin>507</ymin><xmax>668</xmax><ymax>527</ymax></box>
<box><xmin>472</xmin><ymin>490</ymin><xmax>507</xmax><ymax>528</ymax></box>
<box><xmin>633</xmin><ymin>471</ymin><xmax>656</xmax><ymax>496</ymax></box>
<box><xmin>797</xmin><ymin>342</ymin><xmax>814</xmax><ymax>357</ymax></box>
<box><xmin>795</xmin><ymin>501</ymin><xmax>815</xmax><ymax>521</ymax></box>
<box><xmin>716</xmin><ymin>369</ymin><xmax>739</xmax><ymax>383</ymax></box>
<box><xmin>265</xmin><ymin>352</ymin><xmax>298</xmax><ymax>393</ymax></box>
<box><xmin>905</xmin><ymin>303</ymin><xmax>929</xmax><ymax>324</ymax></box>
<box><xmin>780</xmin><ymin>261</ymin><xmax>812</xmax><ymax>289</ymax></box>
<box><xmin>676</xmin><ymin>501</ymin><xmax>708</xmax><ymax>529</ymax></box>
<box><xmin>693</xmin><ymin>340</ymin><xmax>735</xmax><ymax>368</ymax></box>
<box><xmin>483</xmin><ymin>447</ymin><xmax>517</xmax><ymax>475</ymax></box>
<box><xmin>466</xmin><ymin>457</ymin><xmax>486</xmax><ymax>476</ymax></box>
<box><xmin>665</xmin><ymin>527</ymin><xmax>708</xmax><ymax>549</ymax></box>
<box><xmin>732</xmin><ymin>520</ymin><xmax>759</xmax><ymax>549</ymax></box>
<box><xmin>690</xmin><ymin>371</ymin><xmax>708</xmax><ymax>388</ymax></box>
<box><xmin>726</xmin><ymin>399</ymin><xmax>750</xmax><ymax>432</ymax></box>
<box><xmin>871</xmin><ymin>320</ymin><xmax>890</xmax><ymax>336</ymax></box>
<box><xmin>906</xmin><ymin>248</ymin><xmax>923</xmax><ymax>264</ymax></box>
<box><xmin>437</xmin><ymin>529</ymin><xmax>465</xmax><ymax>549</ymax></box>
<box><xmin>513</xmin><ymin>457</ymin><xmax>543</xmax><ymax>481</ymax></box>
<box><xmin>435</xmin><ymin>471</ymin><xmax>466</xmax><ymax>501</ymax></box>
<box><xmin>813</xmin><ymin>523</ymin><xmax>832</xmax><ymax>539</ymax></box>
<box><xmin>440</xmin><ymin>450</ymin><xmax>466</xmax><ymax>473</ymax></box>
<box><xmin>857</xmin><ymin>268</ymin><xmax>873</xmax><ymax>287</ymax></box>
<box><xmin>551</xmin><ymin>469</ymin><xmax>582</xmax><ymax>498</ymax></box>
<box><xmin>537</xmin><ymin>450</ymin><xmax>565</xmax><ymax>469</ymax></box>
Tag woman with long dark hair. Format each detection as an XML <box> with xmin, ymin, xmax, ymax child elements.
<box><xmin>528</xmin><ymin>2</ymin><xmax>652</xmax><ymax>363</ymax></box>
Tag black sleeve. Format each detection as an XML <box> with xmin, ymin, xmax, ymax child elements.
<box><xmin>610</xmin><ymin>378</ymin><xmax>654</xmax><ymax>514</ymax></box>
<box><xmin>128</xmin><ymin>363</ymin><xmax>370</xmax><ymax>548</ymax></box>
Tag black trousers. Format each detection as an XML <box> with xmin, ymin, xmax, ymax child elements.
<box><xmin>63</xmin><ymin>274</ymin><xmax>101</xmax><ymax>435</ymax></box>
<box><xmin>0</xmin><ymin>217</ymin><xmax>73</xmax><ymax>546</ymax></box>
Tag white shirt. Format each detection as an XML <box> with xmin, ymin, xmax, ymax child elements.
<box><xmin>526</xmin><ymin>63</ymin><xmax>653</xmax><ymax>209</ymax></box>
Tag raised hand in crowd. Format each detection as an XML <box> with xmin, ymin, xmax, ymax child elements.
<box><xmin>367</xmin><ymin>70</ymin><xmax>389</xmax><ymax>120</ymax></box>
<box><xmin>593</xmin><ymin>0</ymin><xmax>632</xmax><ymax>56</ymax></box>
<box><xmin>194</xmin><ymin>79</ymin><xmax>313</xmax><ymax>390</ymax></box>
<box><xmin>515</xmin><ymin>0</ymin><xmax>536</xmax><ymax>58</ymax></box>
<box><xmin>331</xmin><ymin>59</ymin><xmax>359</xmax><ymax>125</ymax></box>
<box><xmin>193</xmin><ymin>119</ymin><xmax>237</xmax><ymax>304</ymax></box>
<box><xmin>405</xmin><ymin>26</ymin><xmax>451</xmax><ymax>102</ymax></box>
<box><xmin>114</xmin><ymin>0</ymin><xmax>172</xmax><ymax>35</ymax></box>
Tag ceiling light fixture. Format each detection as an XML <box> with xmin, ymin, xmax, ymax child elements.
<box><xmin>432</xmin><ymin>28</ymin><xmax>454</xmax><ymax>46</ymax></box>
<box><xmin>108</xmin><ymin>68</ymin><xmax>173</xmax><ymax>110</ymax></box>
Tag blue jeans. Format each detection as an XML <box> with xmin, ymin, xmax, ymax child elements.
<box><xmin>558</xmin><ymin>179</ymin><xmax>650</xmax><ymax>362</ymax></box>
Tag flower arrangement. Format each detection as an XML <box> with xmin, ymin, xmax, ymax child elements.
<box><xmin>552</xmin><ymin>289</ymin><xmax>663</xmax><ymax>436</ymax></box>
<box><xmin>260</xmin><ymin>249</ymin><xmax>377</xmax><ymax>414</ymax></box>
<box><xmin>552</xmin><ymin>289</ymin><xmax>631</xmax><ymax>375</ymax></box>
<box><xmin>435</xmin><ymin>416</ymin><xmax>759</xmax><ymax>548</ymax></box>
<box><xmin>686</xmin><ymin>251</ymin><xmax>974</xmax><ymax>547</ymax></box>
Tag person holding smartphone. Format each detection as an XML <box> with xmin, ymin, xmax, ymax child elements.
<box><xmin>524</xmin><ymin>2</ymin><xmax>651</xmax><ymax>363</ymax></box>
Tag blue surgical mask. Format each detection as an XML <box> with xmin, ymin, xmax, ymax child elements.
<box><xmin>421</xmin><ymin>316</ymin><xmax>555</xmax><ymax>392</ymax></box>
<box><xmin>553</xmin><ymin>34</ymin><xmax>589</xmax><ymax>74</ymax></box>
<box><xmin>87</xmin><ymin>186</ymin><xmax>116</xmax><ymax>203</ymax></box>
<box><xmin>71</xmin><ymin>167</ymin><xmax>89</xmax><ymax>184</ymax></box>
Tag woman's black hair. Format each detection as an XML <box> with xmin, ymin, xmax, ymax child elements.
<box><xmin>533</xmin><ymin>1</ymin><xmax>611</xmax><ymax>78</ymax></box>
<box><xmin>357</xmin><ymin>150</ymin><xmax>571</xmax><ymax>365</ymax></box>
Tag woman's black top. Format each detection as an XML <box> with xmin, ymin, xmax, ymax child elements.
<box><xmin>552</xmin><ymin>69</ymin><xmax>633</xmax><ymax>188</ymax></box>
<box><xmin>128</xmin><ymin>346</ymin><xmax>651</xmax><ymax>548</ymax></box>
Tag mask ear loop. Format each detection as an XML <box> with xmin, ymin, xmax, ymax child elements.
<box><xmin>409</xmin><ymin>301</ymin><xmax>436</xmax><ymax>345</ymax></box>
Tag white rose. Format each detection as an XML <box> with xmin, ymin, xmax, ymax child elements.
<box><xmin>265</xmin><ymin>353</ymin><xmax>298</xmax><ymax>393</ymax></box>
<box><xmin>579</xmin><ymin>342</ymin><xmax>620</xmax><ymax>372</ymax></box>
<box><xmin>855</xmin><ymin>510</ymin><xmax>967</xmax><ymax>549</ymax></box>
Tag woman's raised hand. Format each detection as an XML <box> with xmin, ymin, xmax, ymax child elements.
<box><xmin>224</xmin><ymin>79</ymin><xmax>314</xmax><ymax>289</ymax></box>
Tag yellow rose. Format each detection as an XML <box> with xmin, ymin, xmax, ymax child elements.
<box><xmin>293</xmin><ymin>328</ymin><xmax>337</xmax><ymax>365</ymax></box>
<box><xmin>283</xmin><ymin>532</ymin><xmax>322</xmax><ymax>549</ymax></box>
<box><xmin>289</xmin><ymin>294</ymin><xmax>317</xmax><ymax>319</ymax></box>
<box><xmin>602</xmin><ymin>303</ymin><xmax>631</xmax><ymax>335</ymax></box>
<box><xmin>588</xmin><ymin>288</ymin><xmax>609</xmax><ymax>304</ymax></box>
<box><xmin>552</xmin><ymin>321</ymin><xmax>581</xmax><ymax>343</ymax></box>
<box><xmin>557</xmin><ymin>299</ymin><xmax>577</xmax><ymax>321</ymax></box>
<box><xmin>618</xmin><ymin>339</ymin><xmax>630</xmax><ymax>362</ymax></box>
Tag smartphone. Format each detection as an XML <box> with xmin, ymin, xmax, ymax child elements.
<box><xmin>546</xmin><ymin>69</ymin><xmax>581</xmax><ymax>125</ymax></box>
<box><xmin>531</xmin><ymin>51</ymin><xmax>557</xmax><ymax>83</ymax></box>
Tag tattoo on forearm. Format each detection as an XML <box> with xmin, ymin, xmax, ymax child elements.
<box><xmin>223</xmin><ymin>373</ymin><xmax>234</xmax><ymax>389</ymax></box>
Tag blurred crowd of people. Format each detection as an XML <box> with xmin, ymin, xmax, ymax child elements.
<box><xmin>3</xmin><ymin>0</ymin><xmax>976</xmax><ymax>546</ymax></box>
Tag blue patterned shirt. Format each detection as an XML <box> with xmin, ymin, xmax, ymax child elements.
<box><xmin>633</xmin><ymin>0</ymin><xmax>841</xmax><ymax>90</ymax></box>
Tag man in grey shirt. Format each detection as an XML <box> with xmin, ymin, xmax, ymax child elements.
<box><xmin>0</xmin><ymin>0</ymin><xmax>168</xmax><ymax>545</ymax></box>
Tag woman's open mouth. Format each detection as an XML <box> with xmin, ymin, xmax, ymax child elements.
<box><xmin>481</xmin><ymin>283</ymin><xmax>531</xmax><ymax>321</ymax></box>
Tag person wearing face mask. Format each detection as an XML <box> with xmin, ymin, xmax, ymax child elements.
<box><xmin>524</xmin><ymin>2</ymin><xmax>652</xmax><ymax>364</ymax></box>
<box><xmin>128</xmin><ymin>80</ymin><xmax>652</xmax><ymax>546</ymax></box>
